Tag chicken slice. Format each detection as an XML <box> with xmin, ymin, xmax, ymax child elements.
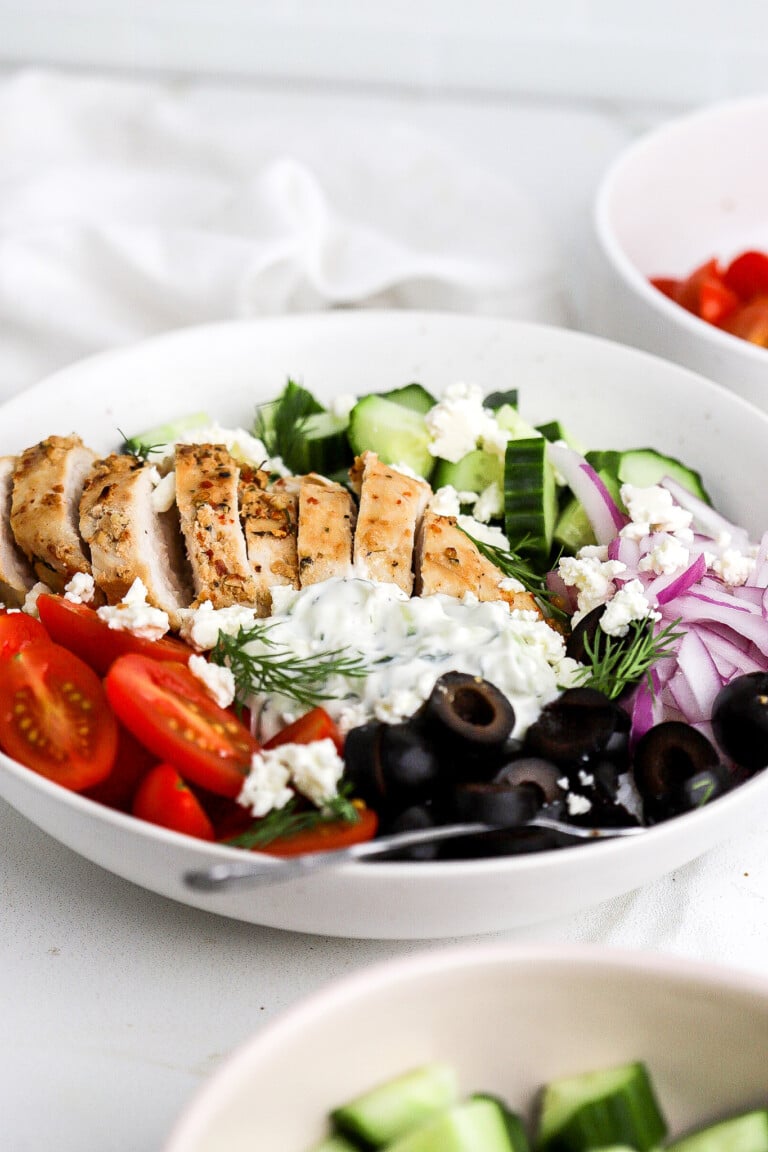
<box><xmin>239</xmin><ymin>470</ymin><xmax>299</xmax><ymax>615</ymax></box>
<box><xmin>80</xmin><ymin>454</ymin><xmax>193</xmax><ymax>628</ymax></box>
<box><xmin>415</xmin><ymin>509</ymin><xmax>542</xmax><ymax>614</ymax></box>
<box><xmin>0</xmin><ymin>457</ymin><xmax>36</xmax><ymax>607</ymax></box>
<box><xmin>349</xmin><ymin>451</ymin><xmax>431</xmax><ymax>595</ymax></box>
<box><xmin>10</xmin><ymin>434</ymin><xmax>97</xmax><ymax>592</ymax></box>
<box><xmin>297</xmin><ymin>474</ymin><xmax>357</xmax><ymax>586</ymax></box>
<box><xmin>175</xmin><ymin>443</ymin><xmax>260</xmax><ymax>609</ymax></box>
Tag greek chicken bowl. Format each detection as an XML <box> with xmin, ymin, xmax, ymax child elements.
<box><xmin>1</xmin><ymin>312</ymin><xmax>768</xmax><ymax>938</ymax></box>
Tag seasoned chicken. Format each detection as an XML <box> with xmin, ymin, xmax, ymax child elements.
<box><xmin>79</xmin><ymin>454</ymin><xmax>193</xmax><ymax>628</ymax></box>
<box><xmin>0</xmin><ymin>456</ymin><xmax>36</xmax><ymax>607</ymax></box>
<box><xmin>175</xmin><ymin>443</ymin><xmax>261</xmax><ymax>609</ymax></box>
<box><xmin>415</xmin><ymin>509</ymin><xmax>541</xmax><ymax>614</ymax></box>
<box><xmin>297</xmin><ymin>473</ymin><xmax>356</xmax><ymax>586</ymax></box>
<box><xmin>349</xmin><ymin>451</ymin><xmax>431</xmax><ymax>595</ymax></box>
<box><xmin>10</xmin><ymin>434</ymin><xmax>97</xmax><ymax>591</ymax></box>
<box><xmin>239</xmin><ymin>469</ymin><xmax>299</xmax><ymax>615</ymax></box>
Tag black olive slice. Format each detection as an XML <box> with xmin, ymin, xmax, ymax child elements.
<box><xmin>379</xmin><ymin>722</ymin><xmax>442</xmax><ymax>807</ymax></box>
<box><xmin>633</xmin><ymin>721</ymin><xmax>720</xmax><ymax>806</ymax></box>
<box><xmin>675</xmin><ymin>764</ymin><xmax>732</xmax><ymax>813</ymax></box>
<box><xmin>422</xmin><ymin>672</ymin><xmax>516</xmax><ymax>752</ymax></box>
<box><xmin>493</xmin><ymin>757</ymin><xmax>564</xmax><ymax>805</ymax></box>
<box><xmin>379</xmin><ymin>805</ymin><xmax>440</xmax><ymax>861</ymax></box>
<box><xmin>342</xmin><ymin>721</ymin><xmax>386</xmax><ymax>808</ymax></box>
<box><xmin>450</xmin><ymin>781</ymin><xmax>541</xmax><ymax>826</ymax></box>
<box><xmin>712</xmin><ymin>672</ymin><xmax>768</xmax><ymax>770</ymax></box>
<box><xmin>523</xmin><ymin>687</ymin><xmax>619</xmax><ymax>763</ymax></box>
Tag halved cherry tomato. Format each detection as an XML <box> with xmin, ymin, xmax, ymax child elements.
<box><xmin>264</xmin><ymin>707</ymin><xmax>343</xmax><ymax>753</ymax></box>
<box><xmin>260</xmin><ymin>804</ymin><xmax>378</xmax><ymax>857</ymax></box>
<box><xmin>37</xmin><ymin>594</ymin><xmax>192</xmax><ymax>676</ymax></box>
<box><xmin>672</xmin><ymin>258</ymin><xmax>740</xmax><ymax>326</ymax></box>
<box><xmin>0</xmin><ymin>611</ymin><xmax>50</xmax><ymax>660</ymax></box>
<box><xmin>649</xmin><ymin>276</ymin><xmax>682</xmax><ymax>302</ymax></box>
<box><xmin>0</xmin><ymin>641</ymin><xmax>117</xmax><ymax>790</ymax></box>
<box><xmin>132</xmin><ymin>763</ymin><xmax>215</xmax><ymax>841</ymax></box>
<box><xmin>105</xmin><ymin>654</ymin><xmax>259</xmax><ymax>797</ymax></box>
<box><xmin>722</xmin><ymin>297</ymin><xmax>768</xmax><ymax>347</ymax></box>
<box><xmin>83</xmin><ymin>723</ymin><xmax>158</xmax><ymax>812</ymax></box>
<box><xmin>723</xmin><ymin>250</ymin><xmax>768</xmax><ymax>302</ymax></box>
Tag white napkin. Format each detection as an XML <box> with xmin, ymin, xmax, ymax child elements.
<box><xmin>0</xmin><ymin>69</ymin><xmax>566</xmax><ymax>399</ymax></box>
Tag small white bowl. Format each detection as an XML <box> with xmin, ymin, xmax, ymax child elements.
<box><xmin>593</xmin><ymin>97</ymin><xmax>768</xmax><ymax>412</ymax></box>
<box><xmin>163</xmin><ymin>943</ymin><xmax>768</xmax><ymax>1152</ymax></box>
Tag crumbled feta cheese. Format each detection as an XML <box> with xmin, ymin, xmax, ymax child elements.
<box><xmin>238</xmin><ymin>752</ymin><xmax>294</xmax><ymax>818</ymax></box>
<box><xmin>710</xmin><ymin>549</ymin><xmax>756</xmax><ymax>587</ymax></box>
<box><xmin>578</xmin><ymin>769</ymin><xmax>595</xmax><ymax>787</ymax></box>
<box><xmin>498</xmin><ymin>575</ymin><xmax>525</xmax><ymax>594</ymax></box>
<box><xmin>567</xmin><ymin>792</ymin><xmax>592</xmax><ymax>816</ymax></box>
<box><xmin>328</xmin><ymin>393</ymin><xmax>357</xmax><ymax>420</ymax></box>
<box><xmin>188</xmin><ymin>654</ymin><xmax>236</xmax><ymax>709</ymax></box>
<box><xmin>472</xmin><ymin>481</ymin><xmax>504</xmax><ymax>524</ymax></box>
<box><xmin>22</xmin><ymin>581</ymin><xmax>52</xmax><ymax>618</ymax></box>
<box><xmin>428</xmin><ymin>485</ymin><xmax>477</xmax><ymax>518</ymax></box>
<box><xmin>151</xmin><ymin>469</ymin><xmax>177</xmax><ymax>514</ymax></box>
<box><xmin>557</xmin><ymin>555</ymin><xmax>626</xmax><ymax>619</ymax></box>
<box><xmin>388</xmin><ymin>461</ymin><xmax>421</xmax><ymax>480</ymax></box>
<box><xmin>557</xmin><ymin>776</ymin><xmax>569</xmax><ymax>790</ymax></box>
<box><xmin>64</xmin><ymin>571</ymin><xmax>95</xmax><ymax>605</ymax></box>
<box><xmin>600</xmin><ymin>579</ymin><xmax>661</xmax><ymax>638</ymax></box>
<box><xmin>289</xmin><ymin>738</ymin><xmax>345</xmax><ymax>807</ymax></box>
<box><xmin>96</xmin><ymin>578</ymin><xmax>170</xmax><ymax>640</ymax></box>
<box><xmin>425</xmin><ymin>382</ymin><xmax>510</xmax><ymax>463</ymax></box>
<box><xmin>178</xmin><ymin>601</ymin><xmax>260</xmax><ymax>651</ymax></box>
<box><xmin>638</xmin><ymin>534</ymin><xmax>691</xmax><ymax>576</ymax></box>
<box><xmin>619</xmin><ymin>484</ymin><xmax>693</xmax><ymax>541</ymax></box>
<box><xmin>152</xmin><ymin>423</ymin><xmax>288</xmax><ymax>477</ymax></box>
<box><xmin>578</xmin><ymin>544</ymin><xmax>609</xmax><ymax>561</ymax></box>
<box><xmin>455</xmin><ymin>515</ymin><xmax>510</xmax><ymax>550</ymax></box>
<box><xmin>237</xmin><ymin>737</ymin><xmax>344</xmax><ymax>816</ymax></box>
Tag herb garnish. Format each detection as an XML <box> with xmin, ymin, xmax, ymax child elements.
<box><xmin>253</xmin><ymin>379</ymin><xmax>322</xmax><ymax>472</ymax></box>
<box><xmin>461</xmin><ymin>529</ymin><xmax>569</xmax><ymax>624</ymax></box>
<box><xmin>118</xmin><ymin>429</ymin><xmax>166</xmax><ymax>461</ymax></box>
<box><xmin>225</xmin><ymin>787</ymin><xmax>360</xmax><ymax>849</ymax></box>
<box><xmin>572</xmin><ymin>617</ymin><xmax>685</xmax><ymax>700</ymax></box>
<box><xmin>209</xmin><ymin>622</ymin><xmax>369</xmax><ymax>712</ymax></box>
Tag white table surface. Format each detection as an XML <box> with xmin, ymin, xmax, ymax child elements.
<box><xmin>2</xmin><ymin>77</ymin><xmax>751</xmax><ymax>1152</ymax></box>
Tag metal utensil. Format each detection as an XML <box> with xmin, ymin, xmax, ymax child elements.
<box><xmin>183</xmin><ymin>816</ymin><xmax>646</xmax><ymax>893</ymax></box>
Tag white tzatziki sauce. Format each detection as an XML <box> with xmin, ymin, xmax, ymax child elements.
<box><xmin>246</xmin><ymin>578</ymin><xmax>581</xmax><ymax>742</ymax></box>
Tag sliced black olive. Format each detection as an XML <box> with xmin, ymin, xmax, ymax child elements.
<box><xmin>422</xmin><ymin>673</ymin><xmax>516</xmax><ymax>750</ymax></box>
<box><xmin>378</xmin><ymin>722</ymin><xmax>442</xmax><ymax>807</ymax></box>
<box><xmin>675</xmin><ymin>763</ymin><xmax>732</xmax><ymax>813</ymax></box>
<box><xmin>712</xmin><ymin>672</ymin><xmax>768</xmax><ymax>770</ymax></box>
<box><xmin>523</xmin><ymin>687</ymin><xmax>620</xmax><ymax>763</ymax></box>
<box><xmin>633</xmin><ymin>721</ymin><xmax>721</xmax><ymax>821</ymax></box>
<box><xmin>450</xmin><ymin>781</ymin><xmax>542</xmax><ymax>827</ymax></box>
<box><xmin>437</xmin><ymin>825</ymin><xmax>567</xmax><ymax>859</ymax></box>
<box><xmin>493</xmin><ymin>757</ymin><xmax>564</xmax><ymax>805</ymax></box>
<box><xmin>379</xmin><ymin>804</ymin><xmax>440</xmax><ymax>861</ymax></box>
<box><xmin>342</xmin><ymin>721</ymin><xmax>386</xmax><ymax>808</ymax></box>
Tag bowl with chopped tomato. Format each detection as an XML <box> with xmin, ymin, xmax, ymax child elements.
<box><xmin>593</xmin><ymin>96</ymin><xmax>768</xmax><ymax>412</ymax></box>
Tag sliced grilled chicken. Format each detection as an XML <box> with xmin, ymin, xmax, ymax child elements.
<box><xmin>239</xmin><ymin>470</ymin><xmax>299</xmax><ymax>615</ymax></box>
<box><xmin>80</xmin><ymin>454</ymin><xmax>193</xmax><ymax>628</ymax></box>
<box><xmin>175</xmin><ymin>443</ymin><xmax>260</xmax><ymax>609</ymax></box>
<box><xmin>0</xmin><ymin>456</ymin><xmax>36</xmax><ymax>606</ymax></box>
<box><xmin>415</xmin><ymin>509</ymin><xmax>542</xmax><ymax>614</ymax></box>
<box><xmin>297</xmin><ymin>473</ymin><xmax>356</xmax><ymax>586</ymax></box>
<box><xmin>10</xmin><ymin>434</ymin><xmax>97</xmax><ymax>591</ymax></box>
<box><xmin>349</xmin><ymin>451</ymin><xmax>431</xmax><ymax>595</ymax></box>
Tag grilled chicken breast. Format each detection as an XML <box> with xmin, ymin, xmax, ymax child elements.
<box><xmin>0</xmin><ymin>456</ymin><xmax>36</xmax><ymax>607</ymax></box>
<box><xmin>415</xmin><ymin>509</ymin><xmax>541</xmax><ymax>614</ymax></box>
<box><xmin>175</xmin><ymin>443</ymin><xmax>261</xmax><ymax>609</ymax></box>
<box><xmin>80</xmin><ymin>454</ymin><xmax>193</xmax><ymax>627</ymax></box>
<box><xmin>349</xmin><ymin>452</ymin><xmax>431</xmax><ymax>595</ymax></box>
<box><xmin>239</xmin><ymin>469</ymin><xmax>299</xmax><ymax>615</ymax></box>
<box><xmin>10</xmin><ymin>434</ymin><xmax>97</xmax><ymax>591</ymax></box>
<box><xmin>297</xmin><ymin>473</ymin><xmax>356</xmax><ymax>586</ymax></box>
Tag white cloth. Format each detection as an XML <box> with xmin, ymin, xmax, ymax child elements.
<box><xmin>0</xmin><ymin>69</ymin><xmax>566</xmax><ymax>398</ymax></box>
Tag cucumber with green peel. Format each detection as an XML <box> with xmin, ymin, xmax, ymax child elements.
<box><xmin>495</xmin><ymin>404</ymin><xmax>542</xmax><ymax>440</ymax></box>
<box><xmin>121</xmin><ymin>412</ymin><xmax>211</xmax><ymax>456</ymax></box>
<box><xmin>347</xmin><ymin>394</ymin><xmax>434</xmax><ymax>479</ymax></box>
<box><xmin>286</xmin><ymin>410</ymin><xmax>352</xmax><ymax>475</ymax></box>
<box><xmin>472</xmin><ymin>1095</ymin><xmax>530</xmax><ymax>1152</ymax></box>
<box><xmin>484</xmin><ymin>389</ymin><xmax>519</xmax><ymax>410</ymax></box>
<box><xmin>309</xmin><ymin>1137</ymin><xmax>360</xmax><ymax>1152</ymax></box>
<box><xmin>666</xmin><ymin>1111</ymin><xmax>768</xmax><ymax>1152</ymax></box>
<box><xmin>585</xmin><ymin>448</ymin><xmax>711</xmax><ymax>504</ymax></box>
<box><xmin>331</xmin><ymin>1062</ymin><xmax>458</xmax><ymax>1148</ymax></box>
<box><xmin>381</xmin><ymin>383</ymin><xmax>438</xmax><ymax>414</ymax></box>
<box><xmin>504</xmin><ymin>436</ymin><xmax>558</xmax><ymax>558</ymax></box>
<box><xmin>432</xmin><ymin>449</ymin><xmax>504</xmax><ymax>495</ymax></box>
<box><xmin>536</xmin><ymin>1061</ymin><xmax>667</xmax><ymax>1152</ymax></box>
<box><xmin>536</xmin><ymin>420</ymin><xmax>586</xmax><ymax>454</ymax></box>
<box><xmin>385</xmin><ymin>1097</ymin><xmax>518</xmax><ymax>1152</ymax></box>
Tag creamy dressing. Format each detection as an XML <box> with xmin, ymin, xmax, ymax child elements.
<box><xmin>246</xmin><ymin>577</ymin><xmax>581</xmax><ymax>742</ymax></box>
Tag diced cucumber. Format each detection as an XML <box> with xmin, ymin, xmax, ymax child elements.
<box><xmin>308</xmin><ymin>1137</ymin><xmax>360</xmax><ymax>1152</ymax></box>
<box><xmin>472</xmin><ymin>1095</ymin><xmax>530</xmax><ymax>1152</ymax></box>
<box><xmin>331</xmin><ymin>1063</ymin><xmax>458</xmax><ymax>1148</ymax></box>
<box><xmin>288</xmin><ymin>410</ymin><xmax>352</xmax><ymax>475</ymax></box>
<box><xmin>535</xmin><ymin>421</ymin><xmax>586</xmax><ymax>454</ymax></box>
<box><xmin>495</xmin><ymin>405</ymin><xmax>542</xmax><ymax>439</ymax></box>
<box><xmin>484</xmin><ymin>389</ymin><xmax>519</xmax><ymax>410</ymax></box>
<box><xmin>554</xmin><ymin>470</ymin><xmax>622</xmax><ymax>553</ymax></box>
<box><xmin>585</xmin><ymin>448</ymin><xmax>711</xmax><ymax>504</ymax></box>
<box><xmin>504</xmin><ymin>437</ymin><xmax>558</xmax><ymax>558</ymax></box>
<box><xmin>386</xmin><ymin>1097</ymin><xmax>517</xmax><ymax>1152</ymax></box>
<box><xmin>121</xmin><ymin>412</ymin><xmax>210</xmax><ymax>456</ymax></box>
<box><xmin>432</xmin><ymin>449</ymin><xmax>503</xmax><ymax>494</ymax></box>
<box><xmin>347</xmin><ymin>394</ymin><xmax>434</xmax><ymax>479</ymax></box>
<box><xmin>536</xmin><ymin>1061</ymin><xmax>666</xmax><ymax>1152</ymax></box>
<box><xmin>667</xmin><ymin>1111</ymin><xmax>768</xmax><ymax>1152</ymax></box>
<box><xmin>381</xmin><ymin>383</ymin><xmax>438</xmax><ymax>414</ymax></box>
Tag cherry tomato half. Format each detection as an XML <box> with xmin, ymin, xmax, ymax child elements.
<box><xmin>0</xmin><ymin>611</ymin><xmax>50</xmax><ymax>661</ymax></box>
<box><xmin>37</xmin><ymin>594</ymin><xmax>192</xmax><ymax>676</ymax></box>
<box><xmin>105</xmin><ymin>654</ymin><xmax>259</xmax><ymax>798</ymax></box>
<box><xmin>722</xmin><ymin>297</ymin><xmax>768</xmax><ymax>347</ymax></box>
<box><xmin>722</xmin><ymin>250</ymin><xmax>768</xmax><ymax>302</ymax></box>
<box><xmin>132</xmin><ymin>763</ymin><xmax>215</xmax><ymax>841</ymax></box>
<box><xmin>260</xmin><ymin>805</ymin><xmax>378</xmax><ymax>857</ymax></box>
<box><xmin>83</xmin><ymin>723</ymin><xmax>158</xmax><ymax>812</ymax></box>
<box><xmin>264</xmin><ymin>707</ymin><xmax>343</xmax><ymax>753</ymax></box>
<box><xmin>0</xmin><ymin>641</ymin><xmax>117</xmax><ymax>790</ymax></box>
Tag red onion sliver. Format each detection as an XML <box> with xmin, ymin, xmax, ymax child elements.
<box><xmin>646</xmin><ymin>552</ymin><xmax>707</xmax><ymax>606</ymax></box>
<box><xmin>660</xmin><ymin>476</ymin><xmax>751</xmax><ymax>551</ymax></box>
<box><xmin>547</xmin><ymin>442</ymin><xmax>628</xmax><ymax>545</ymax></box>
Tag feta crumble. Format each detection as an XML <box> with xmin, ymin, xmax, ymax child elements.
<box><xmin>64</xmin><ymin>571</ymin><xmax>95</xmax><ymax>605</ymax></box>
<box><xmin>425</xmin><ymin>382</ymin><xmax>509</xmax><ymax>463</ymax></box>
<box><xmin>599</xmin><ymin>579</ymin><xmax>661</xmax><ymax>638</ymax></box>
<box><xmin>619</xmin><ymin>484</ymin><xmax>693</xmax><ymax>541</ymax></box>
<box><xmin>557</xmin><ymin>554</ymin><xmax>626</xmax><ymax>621</ymax></box>
<box><xmin>150</xmin><ymin>469</ymin><xmax>177</xmax><ymax>514</ymax></box>
<box><xmin>96</xmin><ymin>578</ymin><xmax>170</xmax><ymax>640</ymax></box>
<box><xmin>188</xmin><ymin>654</ymin><xmax>236</xmax><ymax>709</ymax></box>
<box><xmin>566</xmin><ymin>793</ymin><xmax>592</xmax><ymax>816</ymax></box>
<box><xmin>178</xmin><ymin>601</ymin><xmax>260</xmax><ymax>651</ymax></box>
<box><xmin>429</xmin><ymin>485</ymin><xmax>478</xmax><ymax>518</ymax></box>
<box><xmin>238</xmin><ymin>738</ymin><xmax>344</xmax><ymax>816</ymax></box>
<box><xmin>472</xmin><ymin>481</ymin><xmax>504</xmax><ymax>524</ymax></box>
<box><xmin>711</xmin><ymin>549</ymin><xmax>756</xmax><ymax>587</ymax></box>
<box><xmin>455</xmin><ymin>515</ymin><xmax>510</xmax><ymax>550</ymax></box>
<box><xmin>23</xmin><ymin>581</ymin><xmax>53</xmax><ymax>618</ymax></box>
<box><xmin>638</xmin><ymin>534</ymin><xmax>691</xmax><ymax>576</ymax></box>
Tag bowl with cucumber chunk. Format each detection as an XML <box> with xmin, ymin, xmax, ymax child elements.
<box><xmin>164</xmin><ymin>943</ymin><xmax>768</xmax><ymax>1152</ymax></box>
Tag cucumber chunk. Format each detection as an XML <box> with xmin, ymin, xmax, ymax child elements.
<box><xmin>472</xmin><ymin>1095</ymin><xmax>530</xmax><ymax>1152</ymax></box>
<box><xmin>667</xmin><ymin>1111</ymin><xmax>768</xmax><ymax>1152</ymax></box>
<box><xmin>386</xmin><ymin>1097</ymin><xmax>517</xmax><ymax>1152</ymax></box>
<box><xmin>347</xmin><ymin>395</ymin><xmax>434</xmax><ymax>479</ymax></box>
<box><xmin>536</xmin><ymin>1061</ymin><xmax>666</xmax><ymax>1152</ymax></box>
<box><xmin>308</xmin><ymin>1137</ymin><xmax>360</xmax><ymax>1152</ymax></box>
<box><xmin>121</xmin><ymin>412</ymin><xmax>210</xmax><ymax>456</ymax></box>
<box><xmin>288</xmin><ymin>410</ymin><xmax>352</xmax><ymax>475</ymax></box>
<box><xmin>484</xmin><ymin>389</ymin><xmax>519</xmax><ymax>410</ymax></box>
<box><xmin>495</xmin><ymin>405</ymin><xmax>542</xmax><ymax>439</ymax></box>
<box><xmin>381</xmin><ymin>383</ymin><xmax>438</xmax><ymax>414</ymax></box>
<box><xmin>432</xmin><ymin>449</ymin><xmax>503</xmax><ymax>494</ymax></box>
<box><xmin>331</xmin><ymin>1063</ymin><xmax>458</xmax><ymax>1148</ymax></box>
<box><xmin>585</xmin><ymin>448</ymin><xmax>711</xmax><ymax>504</ymax></box>
<box><xmin>504</xmin><ymin>437</ymin><xmax>558</xmax><ymax>558</ymax></box>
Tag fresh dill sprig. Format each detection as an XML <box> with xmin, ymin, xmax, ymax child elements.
<box><xmin>225</xmin><ymin>787</ymin><xmax>360</xmax><ymax>849</ymax></box>
<box><xmin>460</xmin><ymin>528</ymin><xmax>569</xmax><ymax>624</ymax></box>
<box><xmin>572</xmin><ymin>616</ymin><xmax>686</xmax><ymax>700</ymax></box>
<box><xmin>209</xmin><ymin>622</ymin><xmax>370</xmax><ymax>711</ymax></box>
<box><xmin>118</xmin><ymin>428</ymin><xmax>166</xmax><ymax>461</ymax></box>
<box><xmin>253</xmin><ymin>379</ymin><xmax>321</xmax><ymax>471</ymax></box>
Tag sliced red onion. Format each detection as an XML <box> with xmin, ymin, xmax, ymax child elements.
<box><xmin>669</xmin><ymin>628</ymin><xmax>724</xmax><ymax>724</ymax></box>
<box><xmin>645</xmin><ymin>552</ymin><xmax>707</xmax><ymax>606</ymax></box>
<box><xmin>747</xmin><ymin>531</ymin><xmax>768</xmax><ymax>588</ymax></box>
<box><xmin>628</xmin><ymin>670</ymin><xmax>663</xmax><ymax>749</ymax></box>
<box><xmin>695</xmin><ymin>625</ymin><xmax>766</xmax><ymax>676</ymax></box>
<box><xmin>607</xmin><ymin>535</ymin><xmax>641</xmax><ymax>567</ymax></box>
<box><xmin>660</xmin><ymin>476</ymin><xmax>751</xmax><ymax>552</ymax></box>
<box><xmin>547</xmin><ymin>443</ymin><xmax>628</xmax><ymax>544</ymax></box>
<box><xmin>673</xmin><ymin>592</ymin><xmax>768</xmax><ymax>656</ymax></box>
<box><xmin>545</xmin><ymin>569</ymin><xmax>576</xmax><ymax>613</ymax></box>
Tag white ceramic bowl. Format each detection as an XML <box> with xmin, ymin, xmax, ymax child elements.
<box><xmin>3</xmin><ymin>311</ymin><xmax>768</xmax><ymax>939</ymax></box>
<box><xmin>593</xmin><ymin>97</ymin><xmax>768</xmax><ymax>412</ymax></box>
<box><xmin>163</xmin><ymin>943</ymin><xmax>768</xmax><ymax>1152</ymax></box>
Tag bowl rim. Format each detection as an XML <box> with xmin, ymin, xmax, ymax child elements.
<box><xmin>594</xmin><ymin>94</ymin><xmax>768</xmax><ymax>365</ymax></box>
<box><xmin>163</xmin><ymin>941</ymin><xmax>768</xmax><ymax>1151</ymax></box>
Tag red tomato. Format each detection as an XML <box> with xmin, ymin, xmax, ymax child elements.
<box><xmin>37</xmin><ymin>594</ymin><xmax>192</xmax><ymax>676</ymax></box>
<box><xmin>650</xmin><ymin>276</ymin><xmax>682</xmax><ymax>302</ymax></box>
<box><xmin>0</xmin><ymin>611</ymin><xmax>50</xmax><ymax>661</ymax></box>
<box><xmin>722</xmin><ymin>250</ymin><xmax>768</xmax><ymax>302</ymax></box>
<box><xmin>723</xmin><ymin>297</ymin><xmax>768</xmax><ymax>347</ymax></box>
<box><xmin>83</xmin><ymin>724</ymin><xmax>158</xmax><ymax>812</ymax></box>
<box><xmin>672</xmin><ymin>258</ymin><xmax>740</xmax><ymax>326</ymax></box>
<box><xmin>0</xmin><ymin>642</ymin><xmax>117</xmax><ymax>790</ymax></box>
<box><xmin>264</xmin><ymin>707</ymin><xmax>343</xmax><ymax>753</ymax></box>
<box><xmin>105</xmin><ymin>654</ymin><xmax>259</xmax><ymax>798</ymax></box>
<box><xmin>261</xmin><ymin>805</ymin><xmax>378</xmax><ymax>857</ymax></box>
<box><xmin>132</xmin><ymin>763</ymin><xmax>215</xmax><ymax>841</ymax></box>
